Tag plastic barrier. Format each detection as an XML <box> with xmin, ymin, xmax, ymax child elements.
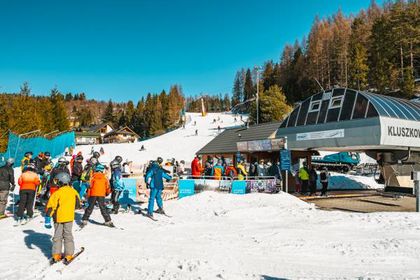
<box><xmin>0</xmin><ymin>131</ymin><xmax>75</xmax><ymax>166</ymax></box>
<box><xmin>178</xmin><ymin>176</ymin><xmax>279</xmax><ymax>198</ymax></box>
<box><xmin>120</xmin><ymin>178</ymin><xmax>138</xmax><ymax>205</ymax></box>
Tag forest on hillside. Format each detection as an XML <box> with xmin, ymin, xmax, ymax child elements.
<box><xmin>0</xmin><ymin>84</ymin><xmax>185</xmax><ymax>151</ymax></box>
<box><xmin>232</xmin><ymin>0</ymin><xmax>420</xmax><ymax>123</ymax></box>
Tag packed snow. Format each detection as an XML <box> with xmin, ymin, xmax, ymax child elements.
<box><xmin>74</xmin><ymin>112</ymin><xmax>245</xmax><ymax>167</ymax></box>
<box><xmin>1</xmin><ymin>191</ymin><xmax>420</xmax><ymax>279</ymax></box>
<box><xmin>4</xmin><ymin>112</ymin><xmax>418</xmax><ymax>280</ymax></box>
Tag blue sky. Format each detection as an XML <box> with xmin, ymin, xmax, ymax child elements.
<box><xmin>0</xmin><ymin>0</ymin><xmax>381</xmax><ymax>101</ymax></box>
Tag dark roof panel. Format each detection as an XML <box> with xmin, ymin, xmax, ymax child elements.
<box><xmin>196</xmin><ymin>122</ymin><xmax>282</xmax><ymax>154</ymax></box>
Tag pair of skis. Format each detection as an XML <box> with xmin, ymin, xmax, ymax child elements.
<box><xmin>50</xmin><ymin>247</ymin><xmax>85</xmax><ymax>266</ymax></box>
<box><xmin>138</xmin><ymin>208</ymin><xmax>172</xmax><ymax>221</ymax></box>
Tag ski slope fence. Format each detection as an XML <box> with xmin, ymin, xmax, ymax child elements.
<box><xmin>0</xmin><ymin>131</ymin><xmax>75</xmax><ymax>166</ymax></box>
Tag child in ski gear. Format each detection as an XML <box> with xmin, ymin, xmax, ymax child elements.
<box><xmin>110</xmin><ymin>157</ymin><xmax>125</xmax><ymax>214</ymax></box>
<box><xmin>191</xmin><ymin>155</ymin><xmax>203</xmax><ymax>178</ymax></box>
<box><xmin>81</xmin><ymin>164</ymin><xmax>113</xmax><ymax>226</ymax></box>
<box><xmin>236</xmin><ymin>160</ymin><xmax>247</xmax><ymax>180</ymax></box>
<box><xmin>213</xmin><ymin>160</ymin><xmax>224</xmax><ymax>180</ymax></box>
<box><xmin>17</xmin><ymin>163</ymin><xmax>40</xmax><ymax>222</ymax></box>
<box><xmin>0</xmin><ymin>158</ymin><xmax>15</xmax><ymax>217</ymax></box>
<box><xmin>224</xmin><ymin>159</ymin><xmax>237</xmax><ymax>179</ymax></box>
<box><xmin>21</xmin><ymin>152</ymin><xmax>33</xmax><ymax>171</ymax></box>
<box><xmin>45</xmin><ymin>172</ymin><xmax>81</xmax><ymax>263</ymax></box>
<box><xmin>257</xmin><ymin>160</ymin><xmax>267</xmax><ymax>177</ymax></box>
<box><xmin>146</xmin><ymin>157</ymin><xmax>172</xmax><ymax>217</ymax></box>
<box><xmin>309</xmin><ymin>167</ymin><xmax>318</xmax><ymax>196</ymax></box>
<box><xmin>320</xmin><ymin>167</ymin><xmax>330</xmax><ymax>196</ymax></box>
<box><xmin>48</xmin><ymin>157</ymin><xmax>70</xmax><ymax>197</ymax></box>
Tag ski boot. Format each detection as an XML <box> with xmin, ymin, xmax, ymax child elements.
<box><xmin>104</xmin><ymin>221</ymin><xmax>115</xmax><ymax>228</ymax></box>
<box><xmin>50</xmin><ymin>254</ymin><xmax>62</xmax><ymax>265</ymax></box>
<box><xmin>80</xmin><ymin>220</ymin><xmax>88</xmax><ymax>228</ymax></box>
<box><xmin>155</xmin><ymin>208</ymin><xmax>165</xmax><ymax>215</ymax></box>
<box><xmin>62</xmin><ymin>255</ymin><xmax>74</xmax><ymax>265</ymax></box>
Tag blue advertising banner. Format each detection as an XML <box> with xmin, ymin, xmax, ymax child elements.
<box><xmin>280</xmin><ymin>149</ymin><xmax>291</xmax><ymax>171</ymax></box>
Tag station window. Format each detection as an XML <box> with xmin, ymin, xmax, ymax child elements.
<box><xmin>317</xmin><ymin>100</ymin><xmax>330</xmax><ymax>124</ymax></box>
<box><xmin>352</xmin><ymin>94</ymin><xmax>369</xmax><ymax>119</ymax></box>
<box><xmin>309</xmin><ymin>101</ymin><xmax>321</xmax><ymax>112</ymax></box>
<box><xmin>339</xmin><ymin>89</ymin><xmax>357</xmax><ymax>121</ymax></box>
<box><xmin>297</xmin><ymin>99</ymin><xmax>310</xmax><ymax>126</ymax></box>
<box><xmin>287</xmin><ymin>107</ymin><xmax>299</xmax><ymax>127</ymax></box>
<box><xmin>366</xmin><ymin>103</ymin><xmax>379</xmax><ymax>118</ymax></box>
<box><xmin>326</xmin><ymin>108</ymin><xmax>340</xmax><ymax>123</ymax></box>
<box><xmin>329</xmin><ymin>96</ymin><xmax>343</xmax><ymax>109</ymax></box>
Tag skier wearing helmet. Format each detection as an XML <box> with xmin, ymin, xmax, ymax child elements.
<box><xmin>45</xmin><ymin>172</ymin><xmax>81</xmax><ymax>264</ymax></box>
<box><xmin>145</xmin><ymin>157</ymin><xmax>172</xmax><ymax>218</ymax></box>
<box><xmin>47</xmin><ymin>157</ymin><xmax>70</xmax><ymax>197</ymax></box>
<box><xmin>110</xmin><ymin>157</ymin><xmax>125</xmax><ymax>214</ymax></box>
<box><xmin>16</xmin><ymin>163</ymin><xmax>40</xmax><ymax>224</ymax></box>
<box><xmin>81</xmin><ymin>164</ymin><xmax>114</xmax><ymax>227</ymax></box>
<box><xmin>21</xmin><ymin>151</ymin><xmax>33</xmax><ymax>171</ymax></box>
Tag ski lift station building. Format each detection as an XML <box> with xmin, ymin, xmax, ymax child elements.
<box><xmin>198</xmin><ymin>88</ymin><xmax>420</xmax><ymax>192</ymax></box>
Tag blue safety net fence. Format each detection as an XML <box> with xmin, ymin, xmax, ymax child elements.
<box><xmin>0</xmin><ymin>131</ymin><xmax>75</xmax><ymax>167</ymax></box>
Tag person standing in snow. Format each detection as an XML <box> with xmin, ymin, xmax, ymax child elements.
<box><xmin>145</xmin><ymin>157</ymin><xmax>172</xmax><ymax>218</ymax></box>
<box><xmin>204</xmin><ymin>157</ymin><xmax>214</xmax><ymax>177</ymax></box>
<box><xmin>45</xmin><ymin>172</ymin><xmax>81</xmax><ymax>264</ymax></box>
<box><xmin>224</xmin><ymin>159</ymin><xmax>237</xmax><ymax>179</ymax></box>
<box><xmin>298</xmin><ymin>163</ymin><xmax>310</xmax><ymax>195</ymax></box>
<box><xmin>71</xmin><ymin>155</ymin><xmax>84</xmax><ymax>194</ymax></box>
<box><xmin>0</xmin><ymin>158</ymin><xmax>15</xmax><ymax>218</ymax></box>
<box><xmin>17</xmin><ymin>163</ymin><xmax>40</xmax><ymax>223</ymax></box>
<box><xmin>81</xmin><ymin>164</ymin><xmax>114</xmax><ymax>227</ymax></box>
<box><xmin>20</xmin><ymin>152</ymin><xmax>33</xmax><ymax>171</ymax></box>
<box><xmin>320</xmin><ymin>167</ymin><xmax>330</xmax><ymax>196</ymax></box>
<box><xmin>110</xmin><ymin>156</ymin><xmax>125</xmax><ymax>214</ymax></box>
<box><xmin>236</xmin><ymin>159</ymin><xmax>247</xmax><ymax>180</ymax></box>
<box><xmin>213</xmin><ymin>160</ymin><xmax>225</xmax><ymax>180</ymax></box>
<box><xmin>308</xmin><ymin>166</ymin><xmax>318</xmax><ymax>196</ymax></box>
<box><xmin>48</xmin><ymin>157</ymin><xmax>71</xmax><ymax>197</ymax></box>
<box><xmin>256</xmin><ymin>160</ymin><xmax>267</xmax><ymax>178</ymax></box>
<box><xmin>191</xmin><ymin>155</ymin><xmax>204</xmax><ymax>178</ymax></box>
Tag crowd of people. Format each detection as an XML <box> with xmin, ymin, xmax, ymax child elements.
<box><xmin>295</xmin><ymin>162</ymin><xmax>330</xmax><ymax>197</ymax></box>
<box><xmin>190</xmin><ymin>155</ymin><xmax>282</xmax><ymax>182</ymax></box>
<box><xmin>0</xmin><ymin>149</ymin><xmax>172</xmax><ymax>264</ymax></box>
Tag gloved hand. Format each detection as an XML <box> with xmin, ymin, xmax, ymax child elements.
<box><xmin>9</xmin><ymin>185</ymin><xmax>15</xmax><ymax>192</ymax></box>
<box><xmin>44</xmin><ymin>216</ymin><xmax>52</xmax><ymax>229</ymax></box>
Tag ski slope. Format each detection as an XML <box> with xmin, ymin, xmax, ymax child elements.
<box><xmin>74</xmin><ymin>112</ymin><xmax>244</xmax><ymax>167</ymax></box>
<box><xmin>1</xmin><ymin>192</ymin><xmax>420</xmax><ymax>279</ymax></box>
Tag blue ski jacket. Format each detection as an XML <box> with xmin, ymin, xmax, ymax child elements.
<box><xmin>111</xmin><ymin>168</ymin><xmax>125</xmax><ymax>191</ymax></box>
<box><xmin>146</xmin><ymin>163</ymin><xmax>172</xmax><ymax>189</ymax></box>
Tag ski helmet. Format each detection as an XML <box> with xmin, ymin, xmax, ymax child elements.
<box><xmin>157</xmin><ymin>157</ymin><xmax>163</xmax><ymax>164</ymax></box>
<box><xmin>44</xmin><ymin>151</ymin><xmax>51</xmax><ymax>157</ymax></box>
<box><xmin>6</xmin><ymin>158</ymin><xmax>15</xmax><ymax>166</ymax></box>
<box><xmin>114</xmin><ymin>155</ymin><xmax>123</xmax><ymax>163</ymax></box>
<box><xmin>55</xmin><ymin>172</ymin><xmax>71</xmax><ymax>186</ymax></box>
<box><xmin>58</xmin><ymin>157</ymin><xmax>68</xmax><ymax>165</ymax></box>
<box><xmin>93</xmin><ymin>151</ymin><xmax>101</xmax><ymax>159</ymax></box>
<box><xmin>90</xmin><ymin>157</ymin><xmax>98</xmax><ymax>165</ymax></box>
<box><xmin>76</xmin><ymin>155</ymin><xmax>84</xmax><ymax>161</ymax></box>
<box><xmin>24</xmin><ymin>151</ymin><xmax>33</xmax><ymax>157</ymax></box>
<box><xmin>95</xmin><ymin>164</ymin><xmax>105</xmax><ymax>172</ymax></box>
<box><xmin>110</xmin><ymin>160</ymin><xmax>120</xmax><ymax>170</ymax></box>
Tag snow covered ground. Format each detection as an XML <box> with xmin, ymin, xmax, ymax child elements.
<box><xmin>2</xmin><ymin>112</ymin><xmax>419</xmax><ymax>279</ymax></box>
<box><xmin>1</xmin><ymin>191</ymin><xmax>420</xmax><ymax>279</ymax></box>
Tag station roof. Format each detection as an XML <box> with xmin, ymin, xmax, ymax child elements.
<box><xmin>197</xmin><ymin>122</ymin><xmax>281</xmax><ymax>155</ymax></box>
<box><xmin>276</xmin><ymin>88</ymin><xmax>420</xmax><ymax>151</ymax></box>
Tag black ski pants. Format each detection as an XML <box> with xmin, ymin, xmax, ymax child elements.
<box><xmin>82</xmin><ymin>196</ymin><xmax>111</xmax><ymax>222</ymax></box>
<box><xmin>17</xmin><ymin>190</ymin><xmax>36</xmax><ymax>218</ymax></box>
<box><xmin>321</xmin><ymin>182</ymin><xmax>328</xmax><ymax>196</ymax></box>
<box><xmin>301</xmin><ymin>180</ymin><xmax>309</xmax><ymax>194</ymax></box>
<box><xmin>111</xmin><ymin>190</ymin><xmax>122</xmax><ymax>213</ymax></box>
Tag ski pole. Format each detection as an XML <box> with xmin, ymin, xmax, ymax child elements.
<box><xmin>12</xmin><ymin>192</ymin><xmax>15</xmax><ymax>216</ymax></box>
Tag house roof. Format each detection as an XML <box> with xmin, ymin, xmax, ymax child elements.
<box><xmin>104</xmin><ymin>126</ymin><xmax>140</xmax><ymax>138</ymax></box>
<box><xmin>196</xmin><ymin>122</ymin><xmax>282</xmax><ymax>155</ymax></box>
<box><xmin>82</xmin><ymin>123</ymin><xmax>113</xmax><ymax>133</ymax></box>
<box><xmin>75</xmin><ymin>131</ymin><xmax>101</xmax><ymax>137</ymax></box>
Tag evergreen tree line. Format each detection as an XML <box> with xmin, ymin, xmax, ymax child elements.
<box><xmin>0</xmin><ymin>82</ymin><xmax>69</xmax><ymax>150</ymax></box>
<box><xmin>185</xmin><ymin>94</ymin><xmax>231</xmax><ymax>113</ymax></box>
<box><xmin>232</xmin><ymin>0</ymin><xmax>420</xmax><ymax>123</ymax></box>
<box><xmin>101</xmin><ymin>85</ymin><xmax>185</xmax><ymax>138</ymax></box>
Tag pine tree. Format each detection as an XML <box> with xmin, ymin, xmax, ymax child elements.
<box><xmin>232</xmin><ymin>71</ymin><xmax>242</xmax><ymax>106</ymax></box>
<box><xmin>102</xmin><ymin>100</ymin><xmax>115</xmax><ymax>124</ymax></box>
<box><xmin>249</xmin><ymin>85</ymin><xmax>292</xmax><ymax>124</ymax></box>
<box><xmin>50</xmin><ymin>88</ymin><xmax>69</xmax><ymax>131</ymax></box>
<box><xmin>243</xmin><ymin>68</ymin><xmax>254</xmax><ymax>106</ymax></box>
